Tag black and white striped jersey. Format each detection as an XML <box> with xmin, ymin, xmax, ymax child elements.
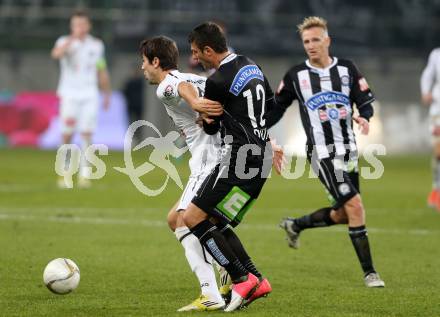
<box><xmin>267</xmin><ymin>57</ymin><xmax>375</xmax><ymax>159</ymax></box>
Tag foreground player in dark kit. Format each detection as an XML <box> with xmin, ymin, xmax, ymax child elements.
<box><xmin>182</xmin><ymin>22</ymin><xmax>279</xmax><ymax>311</ymax></box>
<box><xmin>266</xmin><ymin>16</ymin><xmax>385</xmax><ymax>288</ymax></box>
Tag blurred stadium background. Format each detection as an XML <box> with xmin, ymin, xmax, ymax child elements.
<box><xmin>1</xmin><ymin>1</ymin><xmax>440</xmax><ymax>317</ymax></box>
<box><xmin>0</xmin><ymin>0</ymin><xmax>439</xmax><ymax>152</ymax></box>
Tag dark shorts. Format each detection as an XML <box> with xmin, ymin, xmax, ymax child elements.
<box><xmin>308</xmin><ymin>154</ymin><xmax>360</xmax><ymax>209</ymax></box>
<box><xmin>191</xmin><ymin>159</ymin><xmax>269</xmax><ymax>227</ymax></box>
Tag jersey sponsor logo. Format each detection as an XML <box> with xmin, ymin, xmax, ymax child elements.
<box><xmin>328</xmin><ymin>108</ymin><xmax>339</xmax><ymax>120</ymax></box>
<box><xmin>338</xmin><ymin>183</ymin><xmax>351</xmax><ymax>195</ymax></box>
<box><xmin>164</xmin><ymin>85</ymin><xmax>174</xmax><ymax>98</ymax></box>
<box><xmin>319</xmin><ymin>106</ymin><xmax>349</xmax><ymax>122</ymax></box>
<box><xmin>305</xmin><ymin>91</ymin><xmax>350</xmax><ymax>111</ymax></box>
<box><xmin>339</xmin><ymin>107</ymin><xmax>348</xmax><ymax>119</ymax></box>
<box><xmin>300</xmin><ymin>79</ymin><xmax>311</xmax><ymax>90</ymax></box>
<box><xmin>341</xmin><ymin>75</ymin><xmax>350</xmax><ymax>86</ymax></box>
<box><xmin>229</xmin><ymin>65</ymin><xmax>264</xmax><ymax>96</ymax></box>
<box><xmin>358</xmin><ymin>77</ymin><xmax>369</xmax><ymax>91</ymax></box>
<box><xmin>319</xmin><ymin>109</ymin><xmax>329</xmax><ymax>122</ymax></box>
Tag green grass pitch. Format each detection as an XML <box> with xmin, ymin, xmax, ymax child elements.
<box><xmin>0</xmin><ymin>149</ymin><xmax>439</xmax><ymax>316</ymax></box>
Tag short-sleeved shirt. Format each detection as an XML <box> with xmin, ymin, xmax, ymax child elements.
<box><xmin>276</xmin><ymin>57</ymin><xmax>375</xmax><ymax>159</ymax></box>
<box><xmin>156</xmin><ymin>70</ymin><xmax>221</xmax><ymax>176</ymax></box>
<box><xmin>55</xmin><ymin>34</ymin><xmax>106</xmax><ymax>99</ymax></box>
<box><xmin>203</xmin><ymin>53</ymin><xmax>274</xmax><ymax>168</ymax></box>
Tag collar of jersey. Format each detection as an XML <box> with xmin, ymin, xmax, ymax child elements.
<box><xmin>219</xmin><ymin>53</ymin><xmax>237</xmax><ymax>67</ymax></box>
<box><xmin>306</xmin><ymin>57</ymin><xmax>338</xmax><ymax>73</ymax></box>
<box><xmin>169</xmin><ymin>70</ymin><xmax>180</xmax><ymax>77</ymax></box>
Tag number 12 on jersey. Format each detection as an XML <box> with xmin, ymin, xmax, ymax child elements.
<box><xmin>243</xmin><ymin>83</ymin><xmax>268</xmax><ymax>140</ymax></box>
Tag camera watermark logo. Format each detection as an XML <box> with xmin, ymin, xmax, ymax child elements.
<box><xmin>55</xmin><ymin>119</ymin><xmax>387</xmax><ymax>196</ymax></box>
<box><xmin>114</xmin><ymin>120</ymin><xmax>186</xmax><ymax>196</ymax></box>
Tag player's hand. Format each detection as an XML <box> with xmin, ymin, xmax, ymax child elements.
<box><xmin>196</xmin><ymin>114</ymin><xmax>215</xmax><ymax>126</ymax></box>
<box><xmin>270</xmin><ymin>139</ymin><xmax>286</xmax><ymax>175</ymax></box>
<box><xmin>422</xmin><ymin>93</ymin><xmax>433</xmax><ymax>106</ymax></box>
<box><xmin>194</xmin><ymin>98</ymin><xmax>223</xmax><ymax>117</ymax></box>
<box><xmin>353</xmin><ymin>116</ymin><xmax>369</xmax><ymax>135</ymax></box>
<box><xmin>103</xmin><ymin>93</ymin><xmax>111</xmax><ymax>111</ymax></box>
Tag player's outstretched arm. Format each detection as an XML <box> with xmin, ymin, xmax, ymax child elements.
<box><xmin>421</xmin><ymin>49</ymin><xmax>437</xmax><ymax>105</ymax></box>
<box><xmin>353</xmin><ymin>116</ymin><xmax>370</xmax><ymax>135</ymax></box>
<box><xmin>177</xmin><ymin>82</ymin><xmax>223</xmax><ymax>116</ymax></box>
<box><xmin>51</xmin><ymin>37</ymin><xmax>73</xmax><ymax>60</ymax></box>
<box><xmin>98</xmin><ymin>68</ymin><xmax>111</xmax><ymax>110</ymax></box>
<box><xmin>270</xmin><ymin>138</ymin><xmax>286</xmax><ymax>175</ymax></box>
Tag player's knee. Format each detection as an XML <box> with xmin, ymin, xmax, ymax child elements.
<box><xmin>332</xmin><ymin>209</ymin><xmax>348</xmax><ymax>224</ymax></box>
<box><xmin>182</xmin><ymin>204</ymin><xmax>206</xmax><ymax>229</ymax></box>
<box><xmin>182</xmin><ymin>209</ymin><xmax>195</xmax><ymax>228</ymax></box>
<box><xmin>344</xmin><ymin>195</ymin><xmax>364</xmax><ymax>219</ymax></box>
<box><xmin>167</xmin><ymin>209</ymin><xmax>178</xmax><ymax>231</ymax></box>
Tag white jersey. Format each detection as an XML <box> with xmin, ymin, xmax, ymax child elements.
<box><xmin>55</xmin><ymin>34</ymin><xmax>105</xmax><ymax>99</ymax></box>
<box><xmin>421</xmin><ymin>48</ymin><xmax>440</xmax><ymax>115</ymax></box>
<box><xmin>156</xmin><ymin>70</ymin><xmax>221</xmax><ymax>176</ymax></box>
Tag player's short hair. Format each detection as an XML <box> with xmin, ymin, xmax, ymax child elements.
<box><xmin>188</xmin><ymin>22</ymin><xmax>228</xmax><ymax>53</ymax></box>
<box><xmin>297</xmin><ymin>16</ymin><xmax>328</xmax><ymax>36</ymax></box>
<box><xmin>139</xmin><ymin>36</ymin><xmax>179</xmax><ymax>71</ymax></box>
<box><xmin>71</xmin><ymin>9</ymin><xmax>90</xmax><ymax>20</ymax></box>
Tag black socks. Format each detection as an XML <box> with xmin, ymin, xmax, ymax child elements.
<box><xmin>220</xmin><ymin>225</ymin><xmax>262</xmax><ymax>280</ymax></box>
<box><xmin>190</xmin><ymin>220</ymin><xmax>248</xmax><ymax>282</ymax></box>
<box><xmin>293</xmin><ymin>207</ymin><xmax>336</xmax><ymax>231</ymax></box>
<box><xmin>349</xmin><ymin>225</ymin><xmax>376</xmax><ymax>276</ymax></box>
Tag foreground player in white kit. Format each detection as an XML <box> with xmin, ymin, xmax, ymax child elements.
<box><xmin>421</xmin><ymin>47</ymin><xmax>440</xmax><ymax>211</ymax></box>
<box><xmin>139</xmin><ymin>36</ymin><xmax>227</xmax><ymax>311</ymax></box>
<box><xmin>51</xmin><ymin>10</ymin><xmax>111</xmax><ymax>188</ymax></box>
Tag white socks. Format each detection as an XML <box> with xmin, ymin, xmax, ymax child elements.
<box><xmin>175</xmin><ymin>226</ymin><xmax>223</xmax><ymax>302</ymax></box>
<box><xmin>80</xmin><ymin>138</ymin><xmax>91</xmax><ymax>178</ymax></box>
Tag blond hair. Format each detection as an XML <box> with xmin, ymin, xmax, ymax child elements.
<box><xmin>297</xmin><ymin>16</ymin><xmax>328</xmax><ymax>36</ymax></box>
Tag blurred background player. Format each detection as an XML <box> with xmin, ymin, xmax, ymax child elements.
<box><xmin>266</xmin><ymin>16</ymin><xmax>385</xmax><ymax>288</ymax></box>
<box><xmin>51</xmin><ymin>10</ymin><xmax>111</xmax><ymax>188</ymax></box>
<box><xmin>139</xmin><ymin>36</ymin><xmax>227</xmax><ymax>311</ymax></box>
<box><xmin>421</xmin><ymin>47</ymin><xmax>440</xmax><ymax>211</ymax></box>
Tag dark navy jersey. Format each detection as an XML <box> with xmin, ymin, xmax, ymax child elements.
<box><xmin>203</xmin><ymin>54</ymin><xmax>275</xmax><ymax>155</ymax></box>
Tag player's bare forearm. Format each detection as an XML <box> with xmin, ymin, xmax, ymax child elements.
<box><xmin>51</xmin><ymin>38</ymin><xmax>72</xmax><ymax>60</ymax></box>
<box><xmin>421</xmin><ymin>93</ymin><xmax>433</xmax><ymax>106</ymax></box>
<box><xmin>178</xmin><ymin>81</ymin><xmax>223</xmax><ymax>116</ymax></box>
<box><xmin>353</xmin><ymin>116</ymin><xmax>370</xmax><ymax>135</ymax></box>
<box><xmin>98</xmin><ymin>69</ymin><xmax>111</xmax><ymax>93</ymax></box>
<box><xmin>98</xmin><ymin>69</ymin><xmax>111</xmax><ymax>109</ymax></box>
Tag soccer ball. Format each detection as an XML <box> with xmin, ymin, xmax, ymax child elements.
<box><xmin>43</xmin><ymin>258</ymin><xmax>80</xmax><ymax>294</ymax></box>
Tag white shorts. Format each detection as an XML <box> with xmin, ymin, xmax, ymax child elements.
<box><xmin>59</xmin><ymin>96</ymin><xmax>99</xmax><ymax>134</ymax></box>
<box><xmin>177</xmin><ymin>173</ymin><xmax>209</xmax><ymax>211</ymax></box>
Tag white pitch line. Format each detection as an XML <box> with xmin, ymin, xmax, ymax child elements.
<box><xmin>0</xmin><ymin>213</ymin><xmax>438</xmax><ymax>236</ymax></box>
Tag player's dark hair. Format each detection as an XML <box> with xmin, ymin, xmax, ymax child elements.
<box><xmin>71</xmin><ymin>9</ymin><xmax>90</xmax><ymax>20</ymax></box>
<box><xmin>139</xmin><ymin>36</ymin><xmax>179</xmax><ymax>71</ymax></box>
<box><xmin>188</xmin><ymin>22</ymin><xmax>228</xmax><ymax>53</ymax></box>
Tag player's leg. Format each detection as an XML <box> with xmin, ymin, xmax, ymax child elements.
<box><xmin>336</xmin><ymin>169</ymin><xmax>384</xmax><ymax>287</ymax></box>
<box><xmin>428</xmin><ymin>121</ymin><xmax>440</xmax><ymax>209</ymax></box>
<box><xmin>77</xmin><ymin>97</ymin><xmax>99</xmax><ymax>188</ymax></box>
<box><xmin>182</xmin><ymin>204</ymin><xmax>249</xmax><ymax>284</ymax></box>
<box><xmin>183</xmin><ymin>203</ymin><xmax>258</xmax><ymax>312</ymax></box>
<box><xmin>216</xmin><ymin>222</ymin><xmax>271</xmax><ymax>307</ymax></box>
<box><xmin>184</xmin><ymin>165</ymin><xmax>270</xmax><ymax>311</ymax></box>
<box><xmin>343</xmin><ymin>193</ymin><xmax>384</xmax><ymax>287</ymax></box>
<box><xmin>280</xmin><ymin>157</ymin><xmax>342</xmax><ymax>248</ymax></box>
<box><xmin>170</xmin><ymin>180</ymin><xmax>224</xmax><ymax>311</ymax></box>
<box><xmin>58</xmin><ymin>97</ymin><xmax>77</xmax><ymax>188</ymax></box>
